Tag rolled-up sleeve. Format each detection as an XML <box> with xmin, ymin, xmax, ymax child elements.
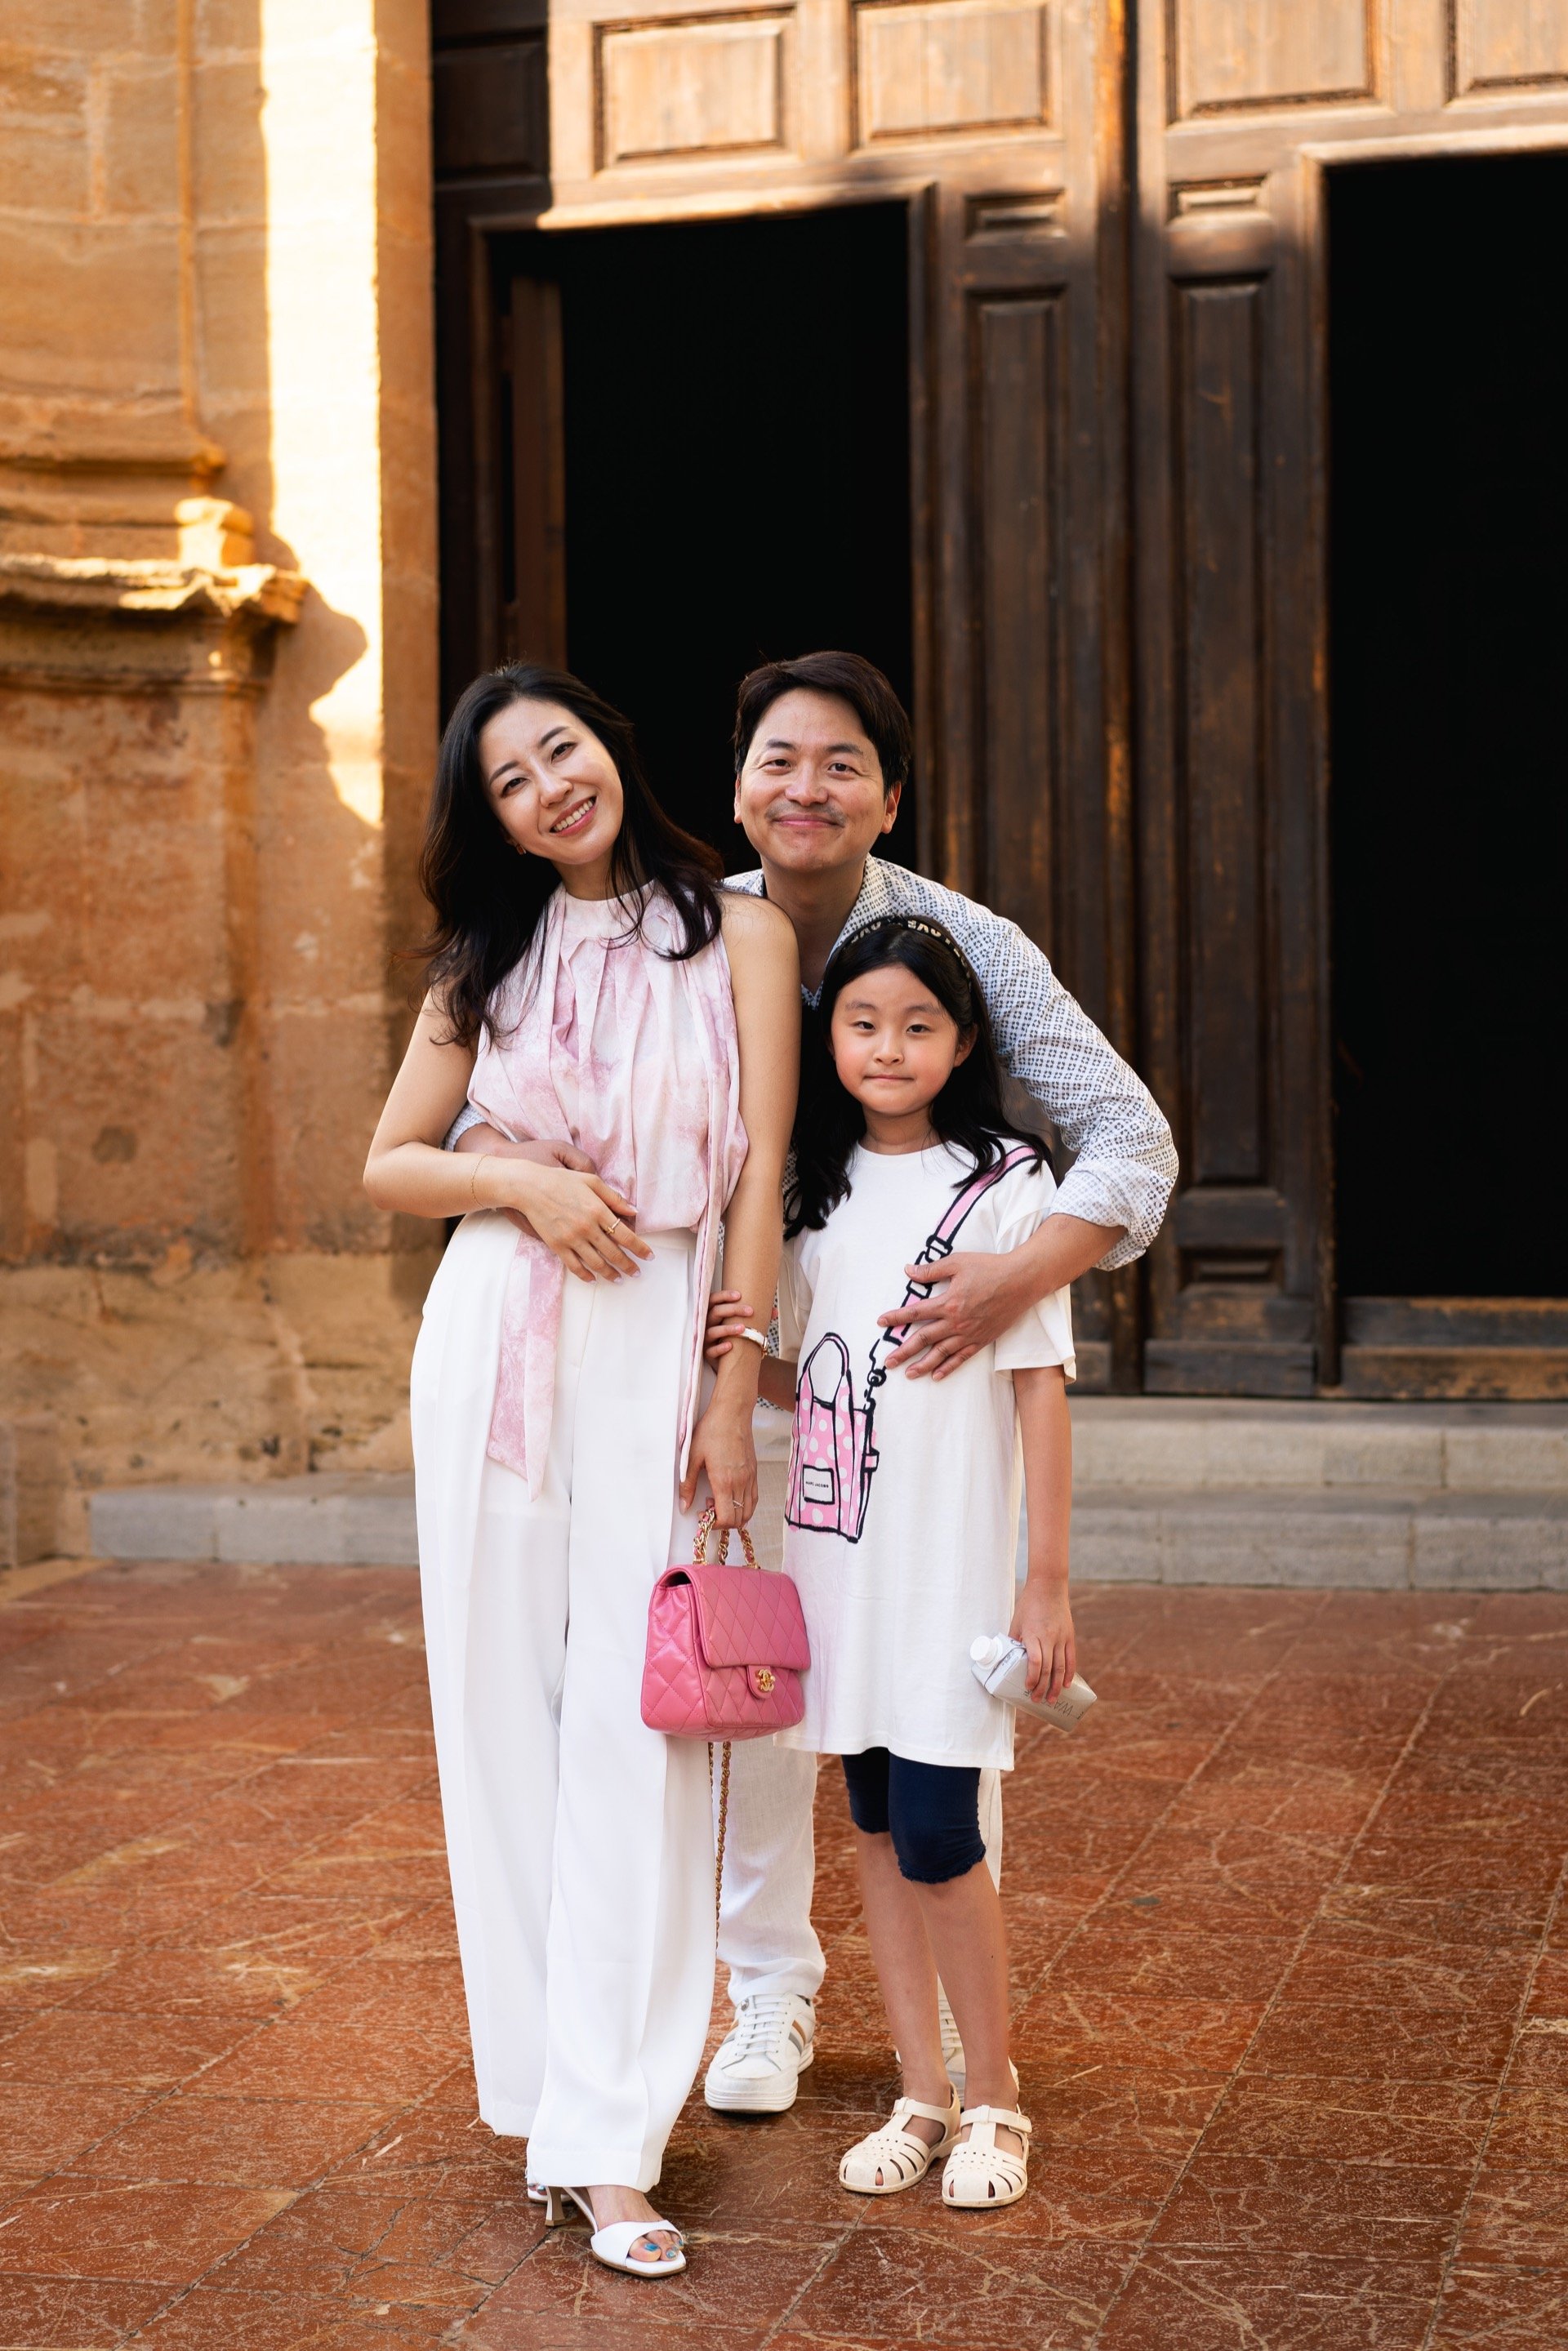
<box><xmin>947</xmin><ymin>909</ymin><xmax>1178</xmax><ymax>1268</ymax></box>
<box><xmin>443</xmin><ymin>1102</ymin><xmax>487</xmax><ymax>1150</ymax></box>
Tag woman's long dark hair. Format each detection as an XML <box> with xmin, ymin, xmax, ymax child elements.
<box><xmin>417</xmin><ymin>663</ymin><xmax>724</xmax><ymax>1047</ymax></box>
<box><xmin>785</xmin><ymin>918</ymin><xmax>1049</xmax><ymax>1235</ymax></box>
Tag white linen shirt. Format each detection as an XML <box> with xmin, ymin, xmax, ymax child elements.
<box><xmin>728</xmin><ymin>857</ymin><xmax>1175</xmax><ymax>1267</ymax></box>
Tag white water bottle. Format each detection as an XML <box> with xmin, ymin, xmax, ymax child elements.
<box><xmin>970</xmin><ymin>1635</ymin><xmax>1098</xmax><ymax>1731</ymax></box>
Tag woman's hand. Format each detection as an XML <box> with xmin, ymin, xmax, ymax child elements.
<box><xmin>681</xmin><ymin>1396</ymin><xmax>758</xmax><ymax>1528</ymax></box>
<box><xmin>704</xmin><ymin>1289</ymin><xmax>754</xmax><ymax>1364</ymax></box>
<box><xmin>501</xmin><ymin>1160</ymin><xmax>653</xmax><ymax>1284</ymax></box>
<box><xmin>1009</xmin><ymin>1580</ymin><xmax>1076</xmax><ymax>1703</ymax></box>
<box><xmin>458</xmin><ymin>1131</ymin><xmax>597</xmax><ymax>1239</ymax></box>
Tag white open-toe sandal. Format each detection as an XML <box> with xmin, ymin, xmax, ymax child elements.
<box><xmin>543</xmin><ymin>2185</ymin><xmax>687</xmax><ymax>2277</ymax></box>
<box><xmin>839</xmin><ymin>2088</ymin><xmax>960</xmax><ymax>2195</ymax></box>
<box><xmin>941</xmin><ymin>2105</ymin><xmax>1032</xmax><ymax>2207</ymax></box>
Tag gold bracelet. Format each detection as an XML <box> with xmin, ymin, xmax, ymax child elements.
<box><xmin>469</xmin><ymin>1152</ymin><xmax>489</xmax><ymax>1204</ymax></box>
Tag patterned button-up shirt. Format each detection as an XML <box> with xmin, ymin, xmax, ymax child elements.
<box><xmin>726</xmin><ymin>857</ymin><xmax>1175</xmax><ymax>1267</ymax></box>
<box><xmin>448</xmin><ymin>856</ymin><xmax>1178</xmax><ymax>1267</ymax></box>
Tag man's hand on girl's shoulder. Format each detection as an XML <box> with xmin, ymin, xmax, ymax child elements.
<box><xmin>880</xmin><ymin>1249</ymin><xmax>1032</xmax><ymax>1381</ymax></box>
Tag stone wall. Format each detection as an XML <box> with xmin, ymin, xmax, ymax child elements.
<box><xmin>0</xmin><ymin>0</ymin><xmax>442</xmax><ymax>1553</ymax></box>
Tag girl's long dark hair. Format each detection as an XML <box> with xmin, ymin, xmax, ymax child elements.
<box><xmin>786</xmin><ymin>918</ymin><xmax>1049</xmax><ymax>1236</ymax></box>
<box><xmin>417</xmin><ymin>663</ymin><xmax>724</xmax><ymax>1047</ymax></box>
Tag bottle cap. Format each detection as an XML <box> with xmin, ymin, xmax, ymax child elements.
<box><xmin>970</xmin><ymin>1636</ymin><xmax>996</xmax><ymax>1663</ymax></box>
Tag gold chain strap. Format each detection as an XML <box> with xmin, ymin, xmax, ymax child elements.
<box><xmin>694</xmin><ymin>1505</ymin><xmax>751</xmax><ymax>1935</ymax></box>
<box><xmin>707</xmin><ymin>1737</ymin><xmax>733</xmax><ymax>1936</ymax></box>
<box><xmin>693</xmin><ymin>1501</ymin><xmax>758</xmax><ymax>1569</ymax></box>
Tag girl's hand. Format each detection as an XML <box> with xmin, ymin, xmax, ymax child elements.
<box><xmin>704</xmin><ymin>1289</ymin><xmax>754</xmax><ymax>1365</ymax></box>
<box><xmin>503</xmin><ymin>1161</ymin><xmax>653</xmax><ymax>1284</ymax></box>
<box><xmin>681</xmin><ymin>1398</ymin><xmax>758</xmax><ymax>1527</ymax></box>
<box><xmin>1009</xmin><ymin>1582</ymin><xmax>1076</xmax><ymax>1703</ymax></box>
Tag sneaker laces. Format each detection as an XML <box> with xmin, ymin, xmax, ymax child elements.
<box><xmin>727</xmin><ymin>1993</ymin><xmax>804</xmax><ymax>2069</ymax></box>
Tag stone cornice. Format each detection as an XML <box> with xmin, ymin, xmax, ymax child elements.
<box><xmin>0</xmin><ymin>541</ymin><xmax>306</xmax><ymax>692</ymax></box>
<box><xmin>0</xmin><ymin>553</ymin><xmax>306</xmax><ymax>626</ymax></box>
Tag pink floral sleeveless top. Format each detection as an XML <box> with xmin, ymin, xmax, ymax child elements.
<box><xmin>468</xmin><ymin>883</ymin><xmax>747</xmax><ymax>1496</ymax></box>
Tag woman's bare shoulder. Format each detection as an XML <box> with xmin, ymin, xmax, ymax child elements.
<box><xmin>719</xmin><ymin>886</ymin><xmax>796</xmax><ymax>957</ymax></box>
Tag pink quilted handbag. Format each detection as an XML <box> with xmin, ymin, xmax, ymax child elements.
<box><xmin>641</xmin><ymin>1504</ymin><xmax>810</xmax><ymax>1742</ymax></box>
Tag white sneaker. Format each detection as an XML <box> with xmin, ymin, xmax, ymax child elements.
<box><xmin>704</xmin><ymin>1993</ymin><xmax>816</xmax><ymax>2114</ymax></box>
<box><xmin>938</xmin><ymin>1986</ymin><xmax>965</xmax><ymax>2094</ymax></box>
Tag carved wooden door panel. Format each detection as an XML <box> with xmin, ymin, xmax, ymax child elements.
<box><xmin>1132</xmin><ymin>0</ymin><xmax>1568</xmax><ymax>1396</ymax></box>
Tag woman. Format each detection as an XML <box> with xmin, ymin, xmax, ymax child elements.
<box><xmin>364</xmin><ymin>664</ymin><xmax>797</xmax><ymax>2278</ymax></box>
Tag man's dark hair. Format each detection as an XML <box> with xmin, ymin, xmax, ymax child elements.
<box><xmin>732</xmin><ymin>651</ymin><xmax>912</xmax><ymax>796</ymax></box>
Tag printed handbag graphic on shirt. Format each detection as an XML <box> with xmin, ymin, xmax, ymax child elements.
<box><xmin>786</xmin><ymin>1146</ymin><xmax>1037</xmax><ymax>1543</ymax></box>
<box><xmin>786</xmin><ymin>1333</ymin><xmax>879</xmax><ymax>1541</ymax></box>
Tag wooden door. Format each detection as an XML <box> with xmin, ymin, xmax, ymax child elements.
<box><xmin>540</xmin><ymin>0</ymin><xmax>1138</xmax><ymax>1388</ymax></box>
<box><xmin>1132</xmin><ymin>0</ymin><xmax>1568</xmax><ymax>1397</ymax></box>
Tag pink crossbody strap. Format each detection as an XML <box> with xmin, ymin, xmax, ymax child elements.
<box><xmin>862</xmin><ymin>1144</ymin><xmax>1040</xmax><ymax>1403</ymax></box>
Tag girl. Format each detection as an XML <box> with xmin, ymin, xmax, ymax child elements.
<box><xmin>364</xmin><ymin>665</ymin><xmax>797</xmax><ymax>2278</ymax></box>
<box><xmin>755</xmin><ymin>914</ymin><xmax>1076</xmax><ymax>2210</ymax></box>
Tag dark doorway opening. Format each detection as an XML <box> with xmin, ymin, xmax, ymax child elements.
<box><xmin>496</xmin><ymin>203</ymin><xmax>915</xmax><ymax>871</ymax></box>
<box><xmin>1329</xmin><ymin>153</ymin><xmax>1568</xmax><ymax>1302</ymax></box>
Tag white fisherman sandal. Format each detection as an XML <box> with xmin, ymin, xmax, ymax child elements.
<box><xmin>839</xmin><ymin>2087</ymin><xmax>960</xmax><ymax>2194</ymax></box>
<box><xmin>941</xmin><ymin>2104</ymin><xmax>1032</xmax><ymax>2208</ymax></box>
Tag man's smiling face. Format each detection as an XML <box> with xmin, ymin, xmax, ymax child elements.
<box><xmin>733</xmin><ymin>688</ymin><xmax>901</xmax><ymax>878</ymax></box>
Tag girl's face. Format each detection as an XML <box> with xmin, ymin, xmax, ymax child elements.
<box><xmin>828</xmin><ymin>961</ymin><xmax>974</xmax><ymax>1138</ymax></box>
<box><xmin>478</xmin><ymin>697</ymin><xmax>626</xmax><ymax>889</ymax></box>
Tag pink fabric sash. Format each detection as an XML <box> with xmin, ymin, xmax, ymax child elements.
<box><xmin>466</xmin><ymin>885</ymin><xmax>747</xmax><ymax>1498</ymax></box>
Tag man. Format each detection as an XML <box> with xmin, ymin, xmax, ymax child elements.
<box><xmin>700</xmin><ymin>650</ymin><xmax>1176</xmax><ymax>2115</ymax></box>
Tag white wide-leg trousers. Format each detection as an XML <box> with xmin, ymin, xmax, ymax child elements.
<box><xmin>715</xmin><ymin>1414</ymin><xmax>1004</xmax><ymax>2007</ymax></box>
<box><xmin>413</xmin><ymin>1212</ymin><xmax>715</xmax><ymax>2191</ymax></box>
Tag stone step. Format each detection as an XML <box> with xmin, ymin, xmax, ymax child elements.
<box><xmin>1070</xmin><ymin>1485</ymin><xmax>1568</xmax><ymax>1591</ymax></box>
<box><xmin>91</xmin><ymin>1476</ymin><xmax>419</xmax><ymax>1569</ymax></box>
<box><xmin>90</xmin><ymin>1463</ymin><xmax>1568</xmax><ymax>1590</ymax></box>
<box><xmin>1067</xmin><ymin>1396</ymin><xmax>1568</xmax><ymax>1493</ymax></box>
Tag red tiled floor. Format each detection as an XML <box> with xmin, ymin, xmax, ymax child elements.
<box><xmin>2</xmin><ymin>1566</ymin><xmax>1567</xmax><ymax>2349</ymax></box>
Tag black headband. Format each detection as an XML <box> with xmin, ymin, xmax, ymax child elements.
<box><xmin>833</xmin><ymin>912</ymin><xmax>978</xmax><ymax>987</ymax></box>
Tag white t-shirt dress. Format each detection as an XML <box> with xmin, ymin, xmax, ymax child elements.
<box><xmin>776</xmin><ymin>1141</ymin><xmax>1075</xmax><ymax>1772</ymax></box>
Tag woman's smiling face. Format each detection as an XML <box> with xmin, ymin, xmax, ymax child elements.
<box><xmin>479</xmin><ymin>696</ymin><xmax>626</xmax><ymax>886</ymax></box>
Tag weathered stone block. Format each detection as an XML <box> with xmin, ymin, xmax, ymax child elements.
<box><xmin>101</xmin><ymin>63</ymin><xmax>182</xmax><ymax>216</ymax></box>
<box><xmin>1412</xmin><ymin>1499</ymin><xmax>1568</xmax><ymax>1591</ymax></box>
<box><xmin>91</xmin><ymin>1482</ymin><xmax>223</xmax><ymax>1562</ymax></box>
<box><xmin>1071</xmin><ymin>1499</ymin><xmax>1165</xmax><ymax>1582</ymax></box>
<box><xmin>0</xmin><ymin>122</ymin><xmax>91</xmax><ymax>214</ymax></box>
<box><xmin>1165</xmin><ymin>1498</ymin><xmax>1413</xmax><ymax>1589</ymax></box>
<box><xmin>191</xmin><ymin>58</ymin><xmax>269</xmax><ymax>223</ymax></box>
<box><xmin>0</xmin><ymin>220</ymin><xmax>183</xmax><ymax>388</ymax></box>
<box><xmin>1445</xmin><ymin>1423</ymin><xmax>1568</xmax><ymax>1493</ymax></box>
<box><xmin>0</xmin><ymin>1414</ymin><xmax>61</xmax><ymax>1567</ymax></box>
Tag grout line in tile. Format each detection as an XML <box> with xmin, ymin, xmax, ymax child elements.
<box><xmin>1085</xmin><ymin>1596</ymin><xmax>1458</xmax><ymax>2349</ymax></box>
<box><xmin>755</xmin><ymin>2217</ymin><xmax>863</xmax><ymax>2348</ymax></box>
<box><xmin>1418</xmin><ymin>1847</ymin><xmax>1568</xmax><ymax>2349</ymax></box>
<box><xmin>1017</xmin><ymin>1591</ymin><xmax>1339</xmax><ymax>2009</ymax></box>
